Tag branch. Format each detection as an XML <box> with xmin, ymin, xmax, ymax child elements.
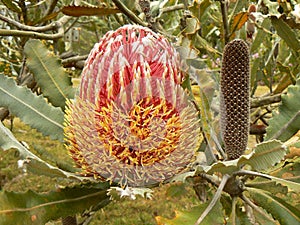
<box><xmin>251</xmin><ymin>94</ymin><xmax>282</xmax><ymax>108</ymax></box>
<box><xmin>0</xmin><ymin>14</ymin><xmax>54</xmax><ymax>32</ymax></box>
<box><xmin>220</xmin><ymin>0</ymin><xmax>230</xmax><ymax>44</ymax></box>
<box><xmin>112</xmin><ymin>0</ymin><xmax>147</xmax><ymax>27</ymax></box>
<box><xmin>240</xmin><ymin>194</ymin><xmax>275</xmax><ymax>222</ymax></box>
<box><xmin>61</xmin><ymin>55</ymin><xmax>88</xmax><ymax>69</ymax></box>
<box><xmin>194</xmin><ymin>174</ymin><xmax>230</xmax><ymax>225</ymax></box>
<box><xmin>0</xmin><ymin>22</ymin><xmax>64</xmax><ymax>40</ymax></box>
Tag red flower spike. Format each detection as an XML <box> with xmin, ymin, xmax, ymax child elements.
<box><xmin>64</xmin><ymin>25</ymin><xmax>201</xmax><ymax>187</ymax></box>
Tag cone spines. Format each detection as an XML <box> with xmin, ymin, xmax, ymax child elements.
<box><xmin>220</xmin><ymin>39</ymin><xmax>250</xmax><ymax>160</ymax></box>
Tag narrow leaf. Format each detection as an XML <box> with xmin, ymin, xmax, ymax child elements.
<box><xmin>24</xmin><ymin>40</ymin><xmax>75</xmax><ymax>109</ymax></box>
<box><xmin>0</xmin><ymin>0</ymin><xmax>21</xmax><ymax>13</ymax></box>
<box><xmin>62</xmin><ymin>5</ymin><xmax>120</xmax><ymax>17</ymax></box>
<box><xmin>266</xmin><ymin>79</ymin><xmax>300</xmax><ymax>141</ymax></box>
<box><xmin>0</xmin><ymin>122</ymin><xmax>91</xmax><ymax>182</ymax></box>
<box><xmin>251</xmin><ymin>18</ymin><xmax>271</xmax><ymax>53</ymax></box>
<box><xmin>230</xmin><ymin>12</ymin><xmax>248</xmax><ymax>37</ymax></box>
<box><xmin>0</xmin><ymin>75</ymin><xmax>64</xmax><ymax>141</ymax></box>
<box><xmin>248</xmin><ymin>188</ymin><xmax>300</xmax><ymax>225</ymax></box>
<box><xmin>271</xmin><ymin>16</ymin><xmax>300</xmax><ymax>53</ymax></box>
<box><xmin>0</xmin><ymin>186</ymin><xmax>110</xmax><ymax>225</ymax></box>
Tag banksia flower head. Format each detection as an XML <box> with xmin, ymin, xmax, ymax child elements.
<box><xmin>64</xmin><ymin>25</ymin><xmax>201</xmax><ymax>187</ymax></box>
<box><xmin>220</xmin><ymin>39</ymin><xmax>250</xmax><ymax>160</ymax></box>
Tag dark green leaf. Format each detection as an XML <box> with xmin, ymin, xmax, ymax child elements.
<box><xmin>248</xmin><ymin>188</ymin><xmax>300</xmax><ymax>225</ymax></box>
<box><xmin>0</xmin><ymin>185</ymin><xmax>110</xmax><ymax>225</ymax></box>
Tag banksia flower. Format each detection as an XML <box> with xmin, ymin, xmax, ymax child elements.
<box><xmin>220</xmin><ymin>39</ymin><xmax>250</xmax><ymax>160</ymax></box>
<box><xmin>64</xmin><ymin>25</ymin><xmax>201</xmax><ymax>187</ymax></box>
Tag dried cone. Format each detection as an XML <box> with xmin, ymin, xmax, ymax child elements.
<box><xmin>64</xmin><ymin>25</ymin><xmax>201</xmax><ymax>187</ymax></box>
<box><xmin>220</xmin><ymin>39</ymin><xmax>250</xmax><ymax>160</ymax></box>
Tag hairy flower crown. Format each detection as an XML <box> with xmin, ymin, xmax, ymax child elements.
<box><xmin>64</xmin><ymin>25</ymin><xmax>201</xmax><ymax>187</ymax></box>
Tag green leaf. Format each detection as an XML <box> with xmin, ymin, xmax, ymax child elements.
<box><xmin>62</xmin><ymin>5</ymin><xmax>120</xmax><ymax>17</ymax></box>
<box><xmin>0</xmin><ymin>185</ymin><xmax>110</xmax><ymax>225</ymax></box>
<box><xmin>24</xmin><ymin>40</ymin><xmax>75</xmax><ymax>109</ymax></box>
<box><xmin>0</xmin><ymin>122</ymin><xmax>91</xmax><ymax>182</ymax></box>
<box><xmin>265</xmin><ymin>79</ymin><xmax>300</xmax><ymax>141</ymax></box>
<box><xmin>0</xmin><ymin>0</ymin><xmax>21</xmax><ymax>13</ymax></box>
<box><xmin>155</xmin><ymin>200</ymin><xmax>224</xmax><ymax>225</ymax></box>
<box><xmin>0</xmin><ymin>75</ymin><xmax>64</xmax><ymax>141</ymax></box>
<box><xmin>239</xmin><ymin>140</ymin><xmax>287</xmax><ymax>171</ymax></box>
<box><xmin>270</xmin><ymin>16</ymin><xmax>300</xmax><ymax>53</ymax></box>
<box><xmin>248</xmin><ymin>188</ymin><xmax>300</xmax><ymax>225</ymax></box>
<box><xmin>201</xmin><ymin>140</ymin><xmax>286</xmax><ymax>174</ymax></box>
<box><xmin>251</xmin><ymin>18</ymin><xmax>271</xmax><ymax>53</ymax></box>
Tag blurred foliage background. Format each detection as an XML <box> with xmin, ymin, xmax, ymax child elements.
<box><xmin>0</xmin><ymin>0</ymin><xmax>299</xmax><ymax>224</ymax></box>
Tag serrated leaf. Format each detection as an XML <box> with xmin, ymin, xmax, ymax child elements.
<box><xmin>0</xmin><ymin>185</ymin><xmax>110</xmax><ymax>225</ymax></box>
<box><xmin>155</xmin><ymin>200</ymin><xmax>224</xmax><ymax>225</ymax></box>
<box><xmin>248</xmin><ymin>188</ymin><xmax>300</xmax><ymax>225</ymax></box>
<box><xmin>239</xmin><ymin>140</ymin><xmax>287</xmax><ymax>171</ymax></box>
<box><xmin>271</xmin><ymin>16</ymin><xmax>300</xmax><ymax>53</ymax></box>
<box><xmin>266</xmin><ymin>79</ymin><xmax>300</xmax><ymax>141</ymax></box>
<box><xmin>62</xmin><ymin>5</ymin><xmax>120</xmax><ymax>17</ymax></box>
<box><xmin>24</xmin><ymin>40</ymin><xmax>75</xmax><ymax>109</ymax></box>
<box><xmin>202</xmin><ymin>140</ymin><xmax>286</xmax><ymax>174</ymax></box>
<box><xmin>0</xmin><ymin>75</ymin><xmax>64</xmax><ymax>141</ymax></box>
<box><xmin>0</xmin><ymin>122</ymin><xmax>92</xmax><ymax>182</ymax></box>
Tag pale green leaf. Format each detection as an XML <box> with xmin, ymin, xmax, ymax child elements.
<box><xmin>202</xmin><ymin>140</ymin><xmax>286</xmax><ymax>174</ymax></box>
<box><xmin>238</xmin><ymin>140</ymin><xmax>287</xmax><ymax>171</ymax></box>
<box><xmin>0</xmin><ymin>185</ymin><xmax>110</xmax><ymax>225</ymax></box>
<box><xmin>266</xmin><ymin>79</ymin><xmax>300</xmax><ymax>141</ymax></box>
<box><xmin>24</xmin><ymin>40</ymin><xmax>75</xmax><ymax>109</ymax></box>
<box><xmin>0</xmin><ymin>75</ymin><xmax>64</xmax><ymax>141</ymax></box>
<box><xmin>270</xmin><ymin>16</ymin><xmax>300</xmax><ymax>53</ymax></box>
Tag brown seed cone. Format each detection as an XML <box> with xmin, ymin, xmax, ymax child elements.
<box><xmin>220</xmin><ymin>39</ymin><xmax>250</xmax><ymax>160</ymax></box>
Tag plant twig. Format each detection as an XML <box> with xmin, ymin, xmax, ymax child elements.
<box><xmin>0</xmin><ymin>21</ymin><xmax>64</xmax><ymax>40</ymax></box>
<box><xmin>231</xmin><ymin>196</ymin><xmax>237</xmax><ymax>225</ymax></box>
<box><xmin>112</xmin><ymin>0</ymin><xmax>147</xmax><ymax>27</ymax></box>
<box><xmin>240</xmin><ymin>194</ymin><xmax>275</xmax><ymax>222</ymax></box>
<box><xmin>250</xmin><ymin>94</ymin><xmax>281</xmax><ymax>108</ymax></box>
<box><xmin>194</xmin><ymin>174</ymin><xmax>230</xmax><ymax>225</ymax></box>
<box><xmin>219</xmin><ymin>0</ymin><xmax>230</xmax><ymax>44</ymax></box>
<box><xmin>0</xmin><ymin>14</ymin><xmax>54</xmax><ymax>32</ymax></box>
